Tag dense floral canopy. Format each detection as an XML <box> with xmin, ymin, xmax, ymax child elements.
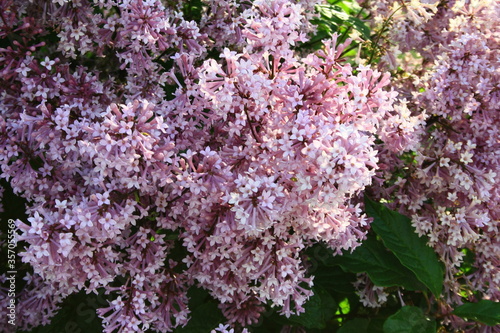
<box><xmin>0</xmin><ymin>0</ymin><xmax>498</xmax><ymax>332</ymax></box>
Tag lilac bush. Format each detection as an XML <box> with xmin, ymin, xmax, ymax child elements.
<box><xmin>0</xmin><ymin>0</ymin><xmax>424</xmax><ymax>331</ymax></box>
<box><xmin>1</xmin><ymin>0</ymin><xmax>499</xmax><ymax>332</ymax></box>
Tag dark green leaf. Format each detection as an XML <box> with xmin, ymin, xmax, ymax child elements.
<box><xmin>175</xmin><ymin>298</ymin><xmax>224</xmax><ymax>333</ymax></box>
<box><xmin>335</xmin><ymin>235</ymin><xmax>425</xmax><ymax>290</ymax></box>
<box><xmin>185</xmin><ymin>286</ymin><xmax>213</xmax><ymax>309</ymax></box>
<box><xmin>338</xmin><ymin>318</ymin><xmax>370</xmax><ymax>333</ymax></box>
<box><xmin>453</xmin><ymin>300</ymin><xmax>500</xmax><ymax>326</ymax></box>
<box><xmin>367</xmin><ymin>316</ymin><xmax>387</xmax><ymax>333</ymax></box>
<box><xmin>383</xmin><ymin>306</ymin><xmax>436</xmax><ymax>333</ymax></box>
<box><xmin>288</xmin><ymin>286</ymin><xmax>337</xmax><ymax>329</ymax></box>
<box><xmin>313</xmin><ymin>265</ymin><xmax>357</xmax><ymax>295</ymax></box>
<box><xmin>365</xmin><ymin>198</ymin><xmax>444</xmax><ymax>297</ymax></box>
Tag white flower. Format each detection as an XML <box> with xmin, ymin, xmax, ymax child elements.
<box><xmin>40</xmin><ymin>57</ymin><xmax>55</xmax><ymax>70</ymax></box>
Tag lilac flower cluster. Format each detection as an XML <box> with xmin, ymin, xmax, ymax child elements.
<box><xmin>0</xmin><ymin>0</ymin><xmax>422</xmax><ymax>331</ymax></box>
<box><xmin>365</xmin><ymin>0</ymin><xmax>500</xmax><ymax>329</ymax></box>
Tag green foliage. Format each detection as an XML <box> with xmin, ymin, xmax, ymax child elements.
<box><xmin>181</xmin><ymin>0</ymin><xmax>205</xmax><ymax>22</ymax></box>
<box><xmin>453</xmin><ymin>300</ymin><xmax>500</xmax><ymax>326</ymax></box>
<box><xmin>312</xmin><ymin>264</ymin><xmax>357</xmax><ymax>295</ymax></box>
<box><xmin>383</xmin><ymin>306</ymin><xmax>436</xmax><ymax>333</ymax></box>
<box><xmin>333</xmin><ymin>235</ymin><xmax>425</xmax><ymax>291</ymax></box>
<box><xmin>288</xmin><ymin>286</ymin><xmax>337</xmax><ymax>329</ymax></box>
<box><xmin>175</xmin><ymin>287</ymin><xmax>225</xmax><ymax>333</ymax></box>
<box><xmin>303</xmin><ymin>0</ymin><xmax>371</xmax><ymax>55</ymax></box>
<box><xmin>283</xmin><ymin>198</ymin><xmax>449</xmax><ymax>332</ymax></box>
<box><xmin>337</xmin><ymin>318</ymin><xmax>370</xmax><ymax>333</ymax></box>
<box><xmin>456</xmin><ymin>248</ymin><xmax>477</xmax><ymax>276</ymax></box>
<box><xmin>365</xmin><ymin>198</ymin><xmax>445</xmax><ymax>297</ymax></box>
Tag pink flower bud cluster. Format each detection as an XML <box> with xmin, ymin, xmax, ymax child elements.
<box><xmin>0</xmin><ymin>0</ymin><xmax>421</xmax><ymax>331</ymax></box>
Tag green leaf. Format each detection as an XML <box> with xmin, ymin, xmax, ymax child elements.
<box><xmin>313</xmin><ymin>265</ymin><xmax>357</xmax><ymax>295</ymax></box>
<box><xmin>335</xmin><ymin>235</ymin><xmax>426</xmax><ymax>290</ymax></box>
<box><xmin>339</xmin><ymin>316</ymin><xmax>387</xmax><ymax>333</ymax></box>
<box><xmin>453</xmin><ymin>300</ymin><xmax>500</xmax><ymax>326</ymax></box>
<box><xmin>383</xmin><ymin>306</ymin><xmax>436</xmax><ymax>333</ymax></box>
<box><xmin>175</xmin><ymin>290</ymin><xmax>224</xmax><ymax>333</ymax></box>
<box><xmin>365</xmin><ymin>198</ymin><xmax>444</xmax><ymax>297</ymax></box>
<box><xmin>316</xmin><ymin>4</ymin><xmax>349</xmax><ymax>21</ymax></box>
<box><xmin>288</xmin><ymin>286</ymin><xmax>337</xmax><ymax>329</ymax></box>
<box><xmin>335</xmin><ymin>0</ymin><xmax>363</xmax><ymax>13</ymax></box>
<box><xmin>347</xmin><ymin>16</ymin><xmax>371</xmax><ymax>40</ymax></box>
<box><xmin>338</xmin><ymin>318</ymin><xmax>370</xmax><ymax>333</ymax></box>
<box><xmin>367</xmin><ymin>316</ymin><xmax>387</xmax><ymax>333</ymax></box>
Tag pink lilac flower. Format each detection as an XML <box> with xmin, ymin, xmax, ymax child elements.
<box><xmin>354</xmin><ymin>273</ymin><xmax>389</xmax><ymax>308</ymax></box>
